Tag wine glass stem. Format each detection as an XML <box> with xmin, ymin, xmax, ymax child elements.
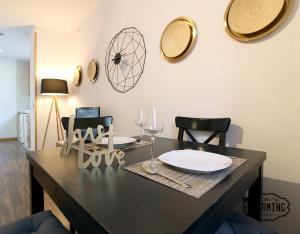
<box><xmin>140</xmin><ymin>126</ymin><xmax>143</xmax><ymax>142</ymax></box>
<box><xmin>151</xmin><ymin>136</ymin><xmax>155</xmax><ymax>162</ymax></box>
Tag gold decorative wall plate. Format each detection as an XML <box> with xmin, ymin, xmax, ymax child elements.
<box><xmin>224</xmin><ymin>0</ymin><xmax>292</xmax><ymax>42</ymax></box>
<box><xmin>73</xmin><ymin>65</ymin><xmax>82</xmax><ymax>87</ymax></box>
<box><xmin>160</xmin><ymin>17</ymin><xmax>197</xmax><ymax>62</ymax></box>
<box><xmin>87</xmin><ymin>59</ymin><xmax>99</xmax><ymax>83</ymax></box>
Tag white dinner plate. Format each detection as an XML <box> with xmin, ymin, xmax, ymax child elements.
<box><xmin>101</xmin><ymin>136</ymin><xmax>136</xmax><ymax>146</ymax></box>
<box><xmin>158</xmin><ymin>149</ymin><xmax>232</xmax><ymax>173</ymax></box>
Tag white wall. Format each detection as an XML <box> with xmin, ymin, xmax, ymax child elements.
<box><xmin>35</xmin><ymin>27</ymin><xmax>73</xmax><ymax>149</ymax></box>
<box><xmin>0</xmin><ymin>57</ymin><xmax>17</xmax><ymax>138</ymax></box>
<box><xmin>36</xmin><ymin>0</ymin><xmax>300</xmax><ymax>183</ymax></box>
<box><xmin>16</xmin><ymin>60</ymin><xmax>30</xmax><ymax>110</ymax></box>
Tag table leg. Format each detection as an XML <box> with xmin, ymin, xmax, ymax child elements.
<box><xmin>248</xmin><ymin>166</ymin><xmax>263</xmax><ymax>220</ymax></box>
<box><xmin>29</xmin><ymin>164</ymin><xmax>44</xmax><ymax>214</ymax></box>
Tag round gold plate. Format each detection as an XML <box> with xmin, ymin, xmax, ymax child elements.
<box><xmin>73</xmin><ymin>65</ymin><xmax>82</xmax><ymax>87</ymax></box>
<box><xmin>87</xmin><ymin>59</ymin><xmax>99</xmax><ymax>83</ymax></box>
<box><xmin>160</xmin><ymin>17</ymin><xmax>197</xmax><ymax>62</ymax></box>
<box><xmin>224</xmin><ymin>0</ymin><xmax>292</xmax><ymax>42</ymax></box>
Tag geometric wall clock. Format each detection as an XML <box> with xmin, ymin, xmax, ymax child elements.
<box><xmin>224</xmin><ymin>0</ymin><xmax>292</xmax><ymax>42</ymax></box>
<box><xmin>87</xmin><ymin>59</ymin><xmax>99</xmax><ymax>83</ymax></box>
<box><xmin>105</xmin><ymin>27</ymin><xmax>146</xmax><ymax>93</ymax></box>
<box><xmin>160</xmin><ymin>17</ymin><xmax>197</xmax><ymax>62</ymax></box>
<box><xmin>73</xmin><ymin>65</ymin><xmax>82</xmax><ymax>87</ymax></box>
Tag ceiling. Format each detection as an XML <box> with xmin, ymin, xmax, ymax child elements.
<box><xmin>0</xmin><ymin>0</ymin><xmax>100</xmax><ymax>34</ymax></box>
<box><xmin>0</xmin><ymin>0</ymin><xmax>100</xmax><ymax>59</ymax></box>
<box><xmin>0</xmin><ymin>26</ymin><xmax>31</xmax><ymax>60</ymax></box>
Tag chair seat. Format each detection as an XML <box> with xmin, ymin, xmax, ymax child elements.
<box><xmin>0</xmin><ymin>211</ymin><xmax>70</xmax><ymax>234</ymax></box>
<box><xmin>215</xmin><ymin>212</ymin><xmax>275</xmax><ymax>234</ymax></box>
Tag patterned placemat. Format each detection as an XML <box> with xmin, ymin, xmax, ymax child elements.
<box><xmin>70</xmin><ymin>140</ymin><xmax>152</xmax><ymax>152</ymax></box>
<box><xmin>124</xmin><ymin>156</ymin><xmax>247</xmax><ymax>198</ymax></box>
<box><xmin>117</xmin><ymin>140</ymin><xmax>152</xmax><ymax>150</ymax></box>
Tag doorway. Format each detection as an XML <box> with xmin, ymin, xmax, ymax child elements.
<box><xmin>0</xmin><ymin>26</ymin><xmax>36</xmax><ymax>150</ymax></box>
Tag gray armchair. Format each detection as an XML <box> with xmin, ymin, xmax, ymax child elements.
<box><xmin>0</xmin><ymin>211</ymin><xmax>70</xmax><ymax>234</ymax></box>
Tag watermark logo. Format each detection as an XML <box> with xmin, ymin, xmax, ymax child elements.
<box><xmin>243</xmin><ymin>193</ymin><xmax>290</xmax><ymax>221</ymax></box>
<box><xmin>260</xmin><ymin>193</ymin><xmax>290</xmax><ymax>221</ymax></box>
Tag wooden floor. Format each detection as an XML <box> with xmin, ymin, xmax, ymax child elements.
<box><xmin>0</xmin><ymin>141</ymin><xmax>69</xmax><ymax>228</ymax></box>
<box><xmin>0</xmin><ymin>141</ymin><xmax>30</xmax><ymax>225</ymax></box>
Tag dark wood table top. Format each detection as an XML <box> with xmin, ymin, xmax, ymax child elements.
<box><xmin>27</xmin><ymin>137</ymin><xmax>266</xmax><ymax>234</ymax></box>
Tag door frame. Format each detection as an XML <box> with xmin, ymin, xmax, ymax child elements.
<box><xmin>29</xmin><ymin>26</ymin><xmax>37</xmax><ymax>150</ymax></box>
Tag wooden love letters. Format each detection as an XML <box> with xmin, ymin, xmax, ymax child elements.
<box><xmin>60</xmin><ymin>115</ymin><xmax>125</xmax><ymax>168</ymax></box>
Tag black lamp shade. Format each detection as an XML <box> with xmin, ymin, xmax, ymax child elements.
<box><xmin>41</xmin><ymin>79</ymin><xmax>68</xmax><ymax>96</ymax></box>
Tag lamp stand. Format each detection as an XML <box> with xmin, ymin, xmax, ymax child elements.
<box><xmin>42</xmin><ymin>96</ymin><xmax>65</xmax><ymax>149</ymax></box>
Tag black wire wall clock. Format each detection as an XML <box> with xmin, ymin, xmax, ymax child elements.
<box><xmin>105</xmin><ymin>27</ymin><xmax>146</xmax><ymax>93</ymax></box>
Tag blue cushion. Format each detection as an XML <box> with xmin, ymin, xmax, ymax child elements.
<box><xmin>215</xmin><ymin>212</ymin><xmax>275</xmax><ymax>234</ymax></box>
<box><xmin>0</xmin><ymin>211</ymin><xmax>70</xmax><ymax>234</ymax></box>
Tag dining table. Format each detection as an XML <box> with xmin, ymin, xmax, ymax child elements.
<box><xmin>26</xmin><ymin>137</ymin><xmax>266</xmax><ymax>234</ymax></box>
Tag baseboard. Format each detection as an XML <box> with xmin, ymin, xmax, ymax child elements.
<box><xmin>0</xmin><ymin>137</ymin><xmax>18</xmax><ymax>142</ymax></box>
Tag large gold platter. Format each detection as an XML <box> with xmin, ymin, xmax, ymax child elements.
<box><xmin>224</xmin><ymin>0</ymin><xmax>292</xmax><ymax>42</ymax></box>
<box><xmin>87</xmin><ymin>59</ymin><xmax>99</xmax><ymax>83</ymax></box>
<box><xmin>73</xmin><ymin>65</ymin><xmax>82</xmax><ymax>87</ymax></box>
<box><xmin>160</xmin><ymin>17</ymin><xmax>197</xmax><ymax>62</ymax></box>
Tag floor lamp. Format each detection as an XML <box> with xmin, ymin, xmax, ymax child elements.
<box><xmin>41</xmin><ymin>79</ymin><xmax>68</xmax><ymax>149</ymax></box>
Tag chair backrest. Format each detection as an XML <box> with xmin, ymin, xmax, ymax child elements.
<box><xmin>75</xmin><ymin>107</ymin><xmax>100</xmax><ymax>118</ymax></box>
<box><xmin>175</xmin><ymin>116</ymin><xmax>231</xmax><ymax>146</ymax></box>
<box><xmin>61</xmin><ymin>116</ymin><xmax>113</xmax><ymax>137</ymax></box>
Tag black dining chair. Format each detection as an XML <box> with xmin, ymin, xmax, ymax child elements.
<box><xmin>61</xmin><ymin>116</ymin><xmax>113</xmax><ymax>138</ymax></box>
<box><xmin>175</xmin><ymin>116</ymin><xmax>231</xmax><ymax>146</ymax></box>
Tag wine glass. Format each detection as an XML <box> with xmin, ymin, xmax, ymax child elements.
<box><xmin>143</xmin><ymin>107</ymin><xmax>164</xmax><ymax>165</ymax></box>
<box><xmin>135</xmin><ymin>109</ymin><xmax>145</xmax><ymax>144</ymax></box>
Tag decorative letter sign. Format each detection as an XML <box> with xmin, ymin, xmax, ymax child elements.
<box><xmin>60</xmin><ymin>115</ymin><xmax>125</xmax><ymax>168</ymax></box>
